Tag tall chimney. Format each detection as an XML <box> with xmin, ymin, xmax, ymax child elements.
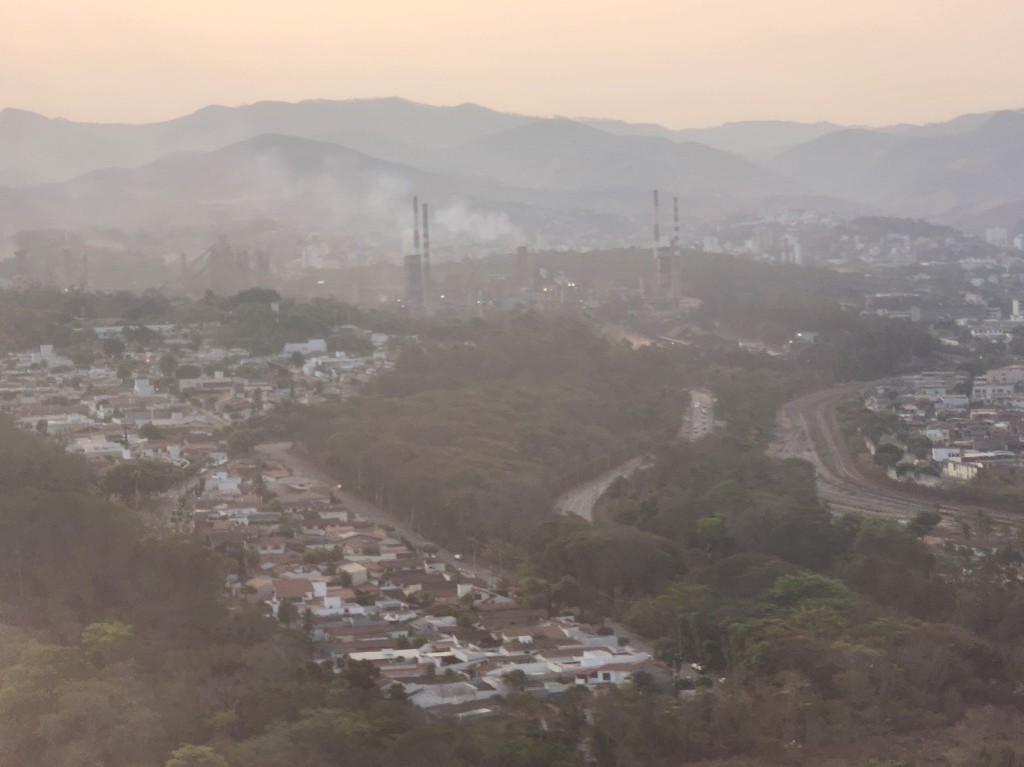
<box><xmin>672</xmin><ymin>196</ymin><xmax>680</xmax><ymax>250</ymax></box>
<box><xmin>413</xmin><ymin>196</ymin><xmax>421</xmax><ymax>255</ymax></box>
<box><xmin>63</xmin><ymin>231</ymin><xmax>72</xmax><ymax>285</ymax></box>
<box><xmin>653</xmin><ymin>190</ymin><xmax>660</xmax><ymax>252</ymax></box>
<box><xmin>422</xmin><ymin>203</ymin><xmax>432</xmax><ymax>305</ymax></box>
<box><xmin>652</xmin><ymin>189</ymin><xmax>661</xmax><ymax>301</ymax></box>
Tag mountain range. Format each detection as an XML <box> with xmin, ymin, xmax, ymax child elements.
<box><xmin>2</xmin><ymin>97</ymin><xmax>1024</xmax><ymax>242</ymax></box>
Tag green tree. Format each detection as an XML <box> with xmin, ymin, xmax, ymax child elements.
<box><xmin>68</xmin><ymin>346</ymin><xmax>95</xmax><ymax>369</ymax></box>
<box><xmin>159</xmin><ymin>352</ymin><xmax>179</xmax><ymax>378</ymax></box>
<box><xmin>140</xmin><ymin>422</ymin><xmax>165</xmax><ymax>440</ymax></box>
<box><xmin>166</xmin><ymin>744</ymin><xmax>230</xmax><ymax>767</ymax></box>
<box><xmin>696</xmin><ymin>515</ymin><xmax>731</xmax><ymax>557</ymax></box>
<box><xmin>226</xmin><ymin>428</ymin><xmax>263</xmax><ymax>458</ymax></box>
<box><xmin>102</xmin><ymin>337</ymin><xmax>126</xmax><ymax>357</ymax></box>
<box><xmin>328</xmin><ymin>328</ymin><xmax>374</xmax><ymax>357</ymax></box>
<box><xmin>873</xmin><ymin>444</ymin><xmax>903</xmax><ymax>469</ymax></box>
<box><xmin>908</xmin><ymin>509</ymin><xmax>942</xmax><ymax>538</ymax></box>
<box><xmin>0</xmin><ymin>642</ymin><xmax>163</xmax><ymax>767</ymax></box>
<box><xmin>277</xmin><ymin>600</ymin><xmax>298</xmax><ymax>626</ymax></box>
<box><xmin>502</xmin><ymin>669</ymin><xmax>528</xmax><ymax>693</ymax></box>
<box><xmin>81</xmin><ymin>621</ymin><xmax>133</xmax><ymax>667</ymax></box>
<box><xmin>100</xmin><ymin>460</ymin><xmax>184</xmax><ymax>506</ymax></box>
<box><xmin>116</xmin><ymin>359</ymin><xmax>134</xmax><ymax>382</ymax></box>
<box><xmin>906</xmin><ymin>434</ymin><xmax>933</xmax><ymax>460</ymax></box>
<box><xmin>770</xmin><ymin>572</ymin><xmax>848</xmax><ymax>605</ymax></box>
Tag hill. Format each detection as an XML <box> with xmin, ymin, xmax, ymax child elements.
<box><xmin>7</xmin><ymin>97</ymin><xmax>1024</xmax><ymax>234</ymax></box>
<box><xmin>0</xmin><ymin>133</ymin><xmax>497</xmax><ymax>230</ymax></box>
<box><xmin>0</xmin><ymin>134</ymin><xmax>643</xmax><ymax>244</ymax></box>
<box><xmin>772</xmin><ymin>111</ymin><xmax>1024</xmax><ymax>221</ymax></box>
<box><xmin>584</xmin><ymin>117</ymin><xmax>849</xmax><ymax>158</ymax></box>
<box><xmin>426</xmin><ymin>118</ymin><xmax>795</xmax><ymax>197</ymax></box>
<box><xmin>0</xmin><ymin>98</ymin><xmax>532</xmax><ymax>186</ymax></box>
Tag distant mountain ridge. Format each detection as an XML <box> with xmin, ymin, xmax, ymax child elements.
<box><xmin>0</xmin><ymin>133</ymin><xmax>648</xmax><ymax>242</ymax></box>
<box><xmin>0</xmin><ymin>99</ymin><xmax>854</xmax><ymax>185</ymax></box>
<box><xmin>772</xmin><ymin>110</ymin><xmax>1024</xmax><ymax>221</ymax></box>
<box><xmin>421</xmin><ymin>119</ymin><xmax>794</xmax><ymax>196</ymax></box>
<box><xmin>3</xmin><ymin>97</ymin><xmax>1024</xmax><ymax>235</ymax></box>
<box><xmin>580</xmin><ymin>118</ymin><xmax>847</xmax><ymax>159</ymax></box>
<box><xmin>0</xmin><ymin>98</ymin><xmax>532</xmax><ymax>186</ymax></box>
<box><xmin>0</xmin><ymin>133</ymin><xmax>494</xmax><ymax>230</ymax></box>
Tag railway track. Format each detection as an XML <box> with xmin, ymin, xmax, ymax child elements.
<box><xmin>770</xmin><ymin>383</ymin><xmax>1018</xmax><ymax>536</ymax></box>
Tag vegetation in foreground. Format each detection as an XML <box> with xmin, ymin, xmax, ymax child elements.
<box><xmin>0</xmin><ymin>272</ymin><xmax>1016</xmax><ymax>766</ymax></box>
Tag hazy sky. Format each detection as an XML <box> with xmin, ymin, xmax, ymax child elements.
<box><xmin>4</xmin><ymin>0</ymin><xmax>1024</xmax><ymax>127</ymax></box>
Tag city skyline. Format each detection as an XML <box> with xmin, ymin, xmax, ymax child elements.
<box><xmin>4</xmin><ymin>0</ymin><xmax>1024</xmax><ymax>128</ymax></box>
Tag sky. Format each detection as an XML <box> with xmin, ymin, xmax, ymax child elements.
<box><xmin>3</xmin><ymin>0</ymin><xmax>1024</xmax><ymax>128</ymax></box>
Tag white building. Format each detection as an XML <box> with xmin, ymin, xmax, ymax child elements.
<box><xmin>971</xmin><ymin>378</ymin><xmax>1015</xmax><ymax>402</ymax></box>
<box><xmin>943</xmin><ymin>458</ymin><xmax>982</xmax><ymax>481</ymax></box>
<box><xmin>283</xmin><ymin>339</ymin><xmax>328</xmax><ymax>356</ymax></box>
<box><xmin>986</xmin><ymin>228</ymin><xmax>1009</xmax><ymax>246</ymax></box>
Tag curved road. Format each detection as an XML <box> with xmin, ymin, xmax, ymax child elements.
<box><xmin>554</xmin><ymin>457</ymin><xmax>647</xmax><ymax>522</ymax></box>
<box><xmin>555</xmin><ymin>389</ymin><xmax>718</xmax><ymax>522</ymax></box>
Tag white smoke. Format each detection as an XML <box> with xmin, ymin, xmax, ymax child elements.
<box><xmin>434</xmin><ymin>200</ymin><xmax>516</xmax><ymax>242</ymax></box>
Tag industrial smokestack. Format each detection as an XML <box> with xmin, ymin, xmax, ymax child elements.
<box><xmin>422</xmin><ymin>202</ymin><xmax>430</xmax><ymax>265</ymax></box>
<box><xmin>63</xmin><ymin>231</ymin><xmax>72</xmax><ymax>286</ymax></box>
<box><xmin>404</xmin><ymin>253</ymin><xmax>424</xmax><ymax>308</ymax></box>
<box><xmin>672</xmin><ymin>196</ymin><xmax>680</xmax><ymax>250</ymax></box>
<box><xmin>422</xmin><ymin>203</ymin><xmax>432</xmax><ymax>304</ymax></box>
<box><xmin>652</xmin><ymin>190</ymin><xmax>661</xmax><ymax>302</ymax></box>
<box><xmin>653</xmin><ymin>190</ymin><xmax>674</xmax><ymax>301</ymax></box>
<box><xmin>413</xmin><ymin>196</ymin><xmax>421</xmax><ymax>256</ymax></box>
<box><xmin>653</xmin><ymin>190</ymin><xmax>660</xmax><ymax>252</ymax></box>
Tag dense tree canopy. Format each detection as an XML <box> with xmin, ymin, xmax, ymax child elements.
<box><xmin>304</xmin><ymin>314</ymin><xmax>690</xmax><ymax>547</ymax></box>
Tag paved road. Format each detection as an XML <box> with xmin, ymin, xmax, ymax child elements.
<box><xmin>554</xmin><ymin>389</ymin><xmax>718</xmax><ymax>522</ymax></box>
<box><xmin>554</xmin><ymin>457</ymin><xmax>648</xmax><ymax>522</ymax></box>
<box><xmin>768</xmin><ymin>383</ymin><xmax>1015</xmax><ymax>537</ymax></box>
<box><xmin>686</xmin><ymin>390</ymin><xmax>717</xmax><ymax>441</ymax></box>
<box><xmin>256</xmin><ymin>442</ymin><xmax>494</xmax><ymax>583</ymax></box>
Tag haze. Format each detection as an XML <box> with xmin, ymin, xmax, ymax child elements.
<box><xmin>5</xmin><ymin>0</ymin><xmax>1024</xmax><ymax>127</ymax></box>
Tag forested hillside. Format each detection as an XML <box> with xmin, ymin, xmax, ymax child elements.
<box><xmin>303</xmin><ymin>314</ymin><xmax>691</xmax><ymax>547</ymax></box>
<box><xmin>564</xmin><ymin>427</ymin><xmax>1024</xmax><ymax>764</ymax></box>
